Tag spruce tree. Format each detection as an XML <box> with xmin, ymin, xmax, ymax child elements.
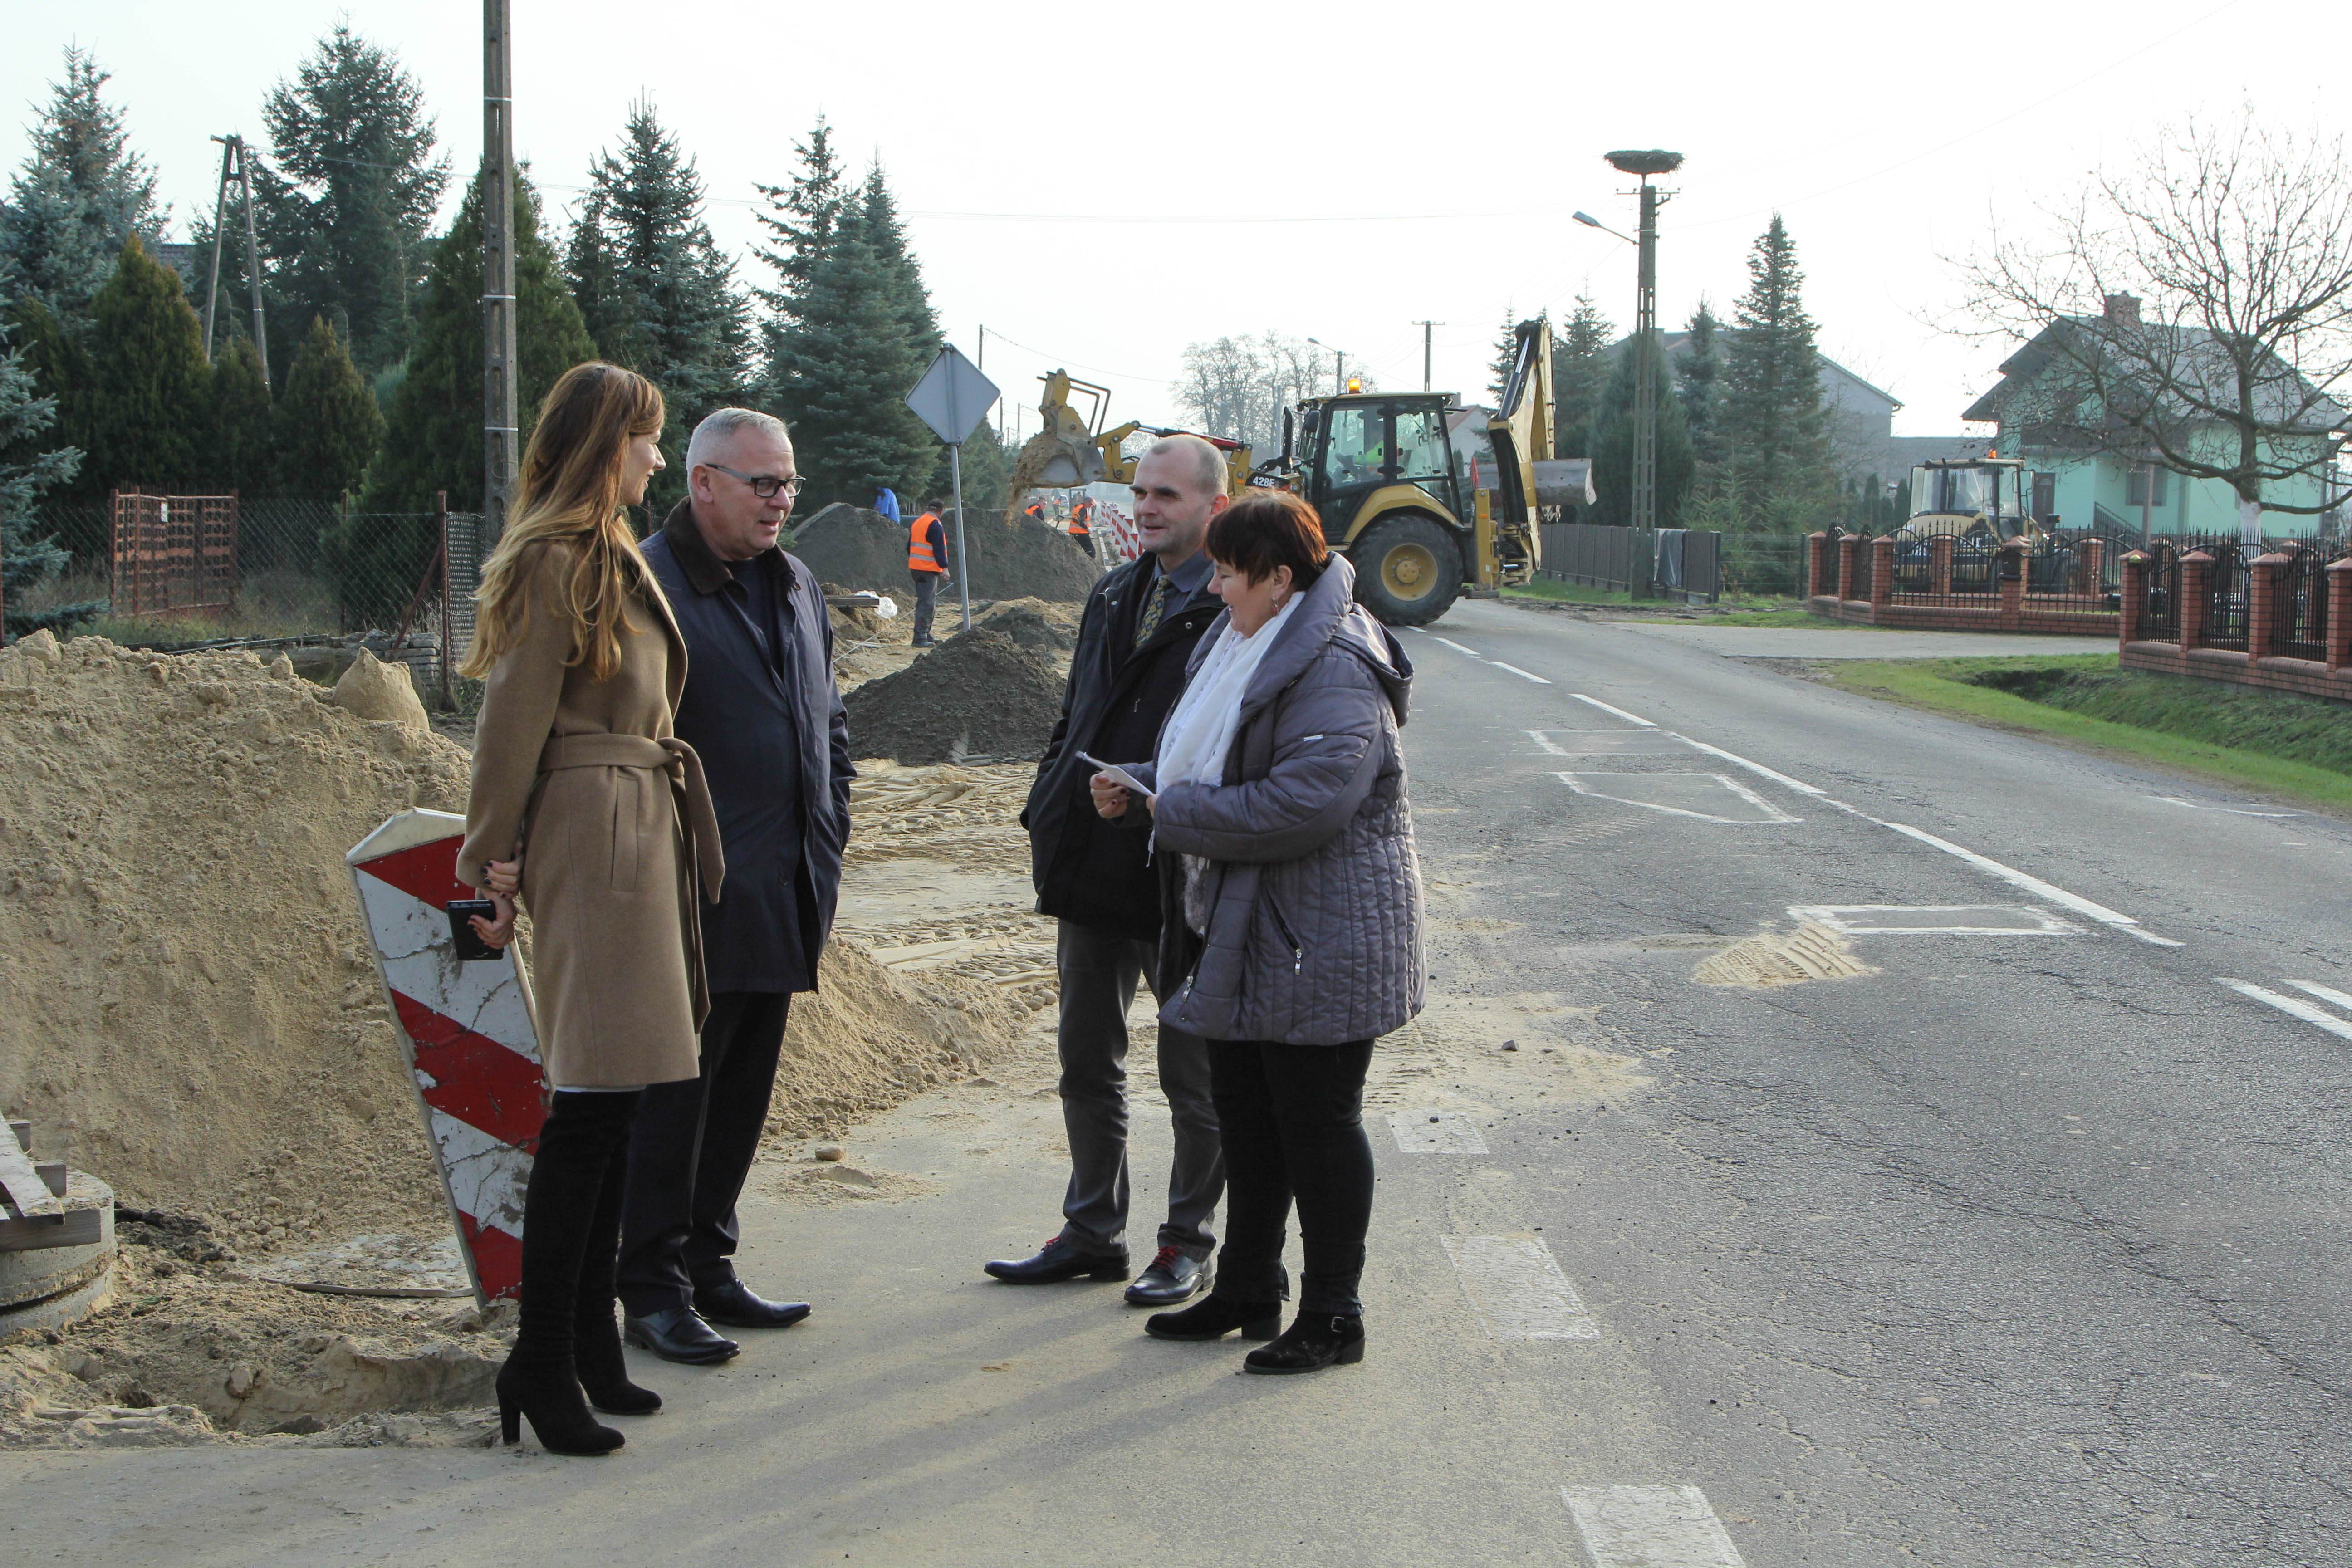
<box><xmin>1718</xmin><ymin>216</ymin><xmax>1836</xmax><ymax>534</ymax></box>
<box><xmin>768</xmin><ymin>224</ymin><xmax>937</xmax><ymax>506</ymax></box>
<box><xmin>212</xmin><ymin>333</ymin><xmax>274</xmax><ymax>493</ymax></box>
<box><xmin>253</xmin><ymin>25</ymin><xmax>449</xmax><ymax>375</ymax></box>
<box><xmin>1487</xmin><ymin>308</ymin><xmax>1524</xmax><ymax>403</ymax></box>
<box><xmin>569</xmin><ymin>99</ymin><xmax>751</xmax><ymax>513</ymax></box>
<box><xmin>1550</xmin><ymin>296</ymin><xmax>1612</xmax><ymax>461</ymax></box>
<box><xmin>752</xmin><ymin>117</ymin><xmax>848</xmax><ymax>332</ymax></box>
<box><xmin>84</xmin><ymin>237</ymin><xmax>213</xmax><ymax>493</ymax></box>
<box><xmin>275</xmin><ymin>315</ymin><xmax>382</xmax><ymax>496</ymax></box>
<box><xmin>0</xmin><ymin>326</ymin><xmax>99</xmax><ymax>640</ymax></box>
<box><xmin>367</xmin><ymin>171</ymin><xmax>593</xmax><ymax>515</ymax></box>
<box><xmin>1587</xmin><ymin>333</ymin><xmax>1695</xmax><ymax>529</ymax></box>
<box><xmin>1676</xmin><ymin>301</ymin><xmax>1722</xmax><ymax>469</ymax></box>
<box><xmin>859</xmin><ymin>162</ymin><xmax>942</xmax><ymax>366</ymax></box>
<box><xmin>0</xmin><ymin>48</ymin><xmax>163</xmax><ymax>320</ymax></box>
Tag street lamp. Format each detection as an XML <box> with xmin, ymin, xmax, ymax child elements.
<box><xmin>1597</xmin><ymin>149</ymin><xmax>1681</xmax><ymax>598</ymax></box>
<box><xmin>1307</xmin><ymin>337</ymin><xmax>1349</xmax><ymax>395</ymax></box>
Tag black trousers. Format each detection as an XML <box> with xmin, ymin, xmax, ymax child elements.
<box><xmin>910</xmin><ymin>572</ymin><xmax>941</xmax><ymax>642</ymax></box>
<box><xmin>616</xmin><ymin>992</ymin><xmax>790</xmax><ymax>1316</ymax></box>
<box><xmin>1207</xmin><ymin>1039</ymin><xmax>1375</xmax><ymax>1316</ymax></box>
<box><xmin>517</xmin><ymin>1088</ymin><xmax>641</xmax><ymax>1361</ymax></box>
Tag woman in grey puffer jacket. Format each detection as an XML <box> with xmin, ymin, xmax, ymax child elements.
<box><xmin>1089</xmin><ymin>490</ymin><xmax>1424</xmax><ymax>1376</ymax></box>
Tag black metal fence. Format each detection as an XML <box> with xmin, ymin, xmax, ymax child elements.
<box><xmin>2269</xmin><ymin>540</ymin><xmax>2342</xmax><ymax>662</ymax></box>
<box><xmin>2139</xmin><ymin>540</ymin><xmax>2181</xmax><ymax>641</ymax></box>
<box><xmin>1844</xmin><ymin>529</ymin><xmax>1874</xmax><ymax>601</ymax></box>
<box><xmin>2203</xmin><ymin>539</ymin><xmax>2249</xmax><ymax>651</ymax></box>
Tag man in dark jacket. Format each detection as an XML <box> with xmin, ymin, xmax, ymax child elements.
<box><xmin>985</xmin><ymin>435</ymin><xmax>1230</xmax><ymax>1304</ymax></box>
<box><xmin>623</xmin><ymin>407</ymin><xmax>854</xmax><ymax>1365</ymax></box>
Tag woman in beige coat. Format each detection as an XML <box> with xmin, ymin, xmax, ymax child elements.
<box><xmin>457</xmin><ymin>361</ymin><xmax>723</xmax><ymax>1457</ymax></box>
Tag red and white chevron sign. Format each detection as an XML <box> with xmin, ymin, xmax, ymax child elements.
<box><xmin>346</xmin><ymin>809</ymin><xmax>546</xmax><ymax>1305</ymax></box>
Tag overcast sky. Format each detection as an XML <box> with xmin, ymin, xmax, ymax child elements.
<box><xmin>2</xmin><ymin>0</ymin><xmax>2329</xmax><ymax>447</ymax></box>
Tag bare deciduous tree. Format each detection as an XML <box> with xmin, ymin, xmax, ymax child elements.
<box><xmin>1174</xmin><ymin>331</ymin><xmax>1371</xmax><ymax>454</ymax></box>
<box><xmin>1962</xmin><ymin>113</ymin><xmax>2352</xmax><ymax>538</ymax></box>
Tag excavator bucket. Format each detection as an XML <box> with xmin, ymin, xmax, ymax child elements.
<box><xmin>1004</xmin><ymin>370</ymin><xmax>1109</xmax><ymax>522</ymax></box>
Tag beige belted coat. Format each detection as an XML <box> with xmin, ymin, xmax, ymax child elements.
<box><xmin>456</xmin><ymin>539</ymin><xmax>724</xmax><ymax>1089</ymax></box>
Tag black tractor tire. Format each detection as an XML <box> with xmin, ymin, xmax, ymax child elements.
<box><xmin>1351</xmin><ymin>513</ymin><xmax>1463</xmax><ymax>627</ymax></box>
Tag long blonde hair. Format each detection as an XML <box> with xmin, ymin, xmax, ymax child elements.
<box><xmin>461</xmin><ymin>362</ymin><xmax>666</xmax><ymax>683</ymax></box>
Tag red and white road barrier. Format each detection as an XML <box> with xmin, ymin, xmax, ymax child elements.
<box><xmin>347</xmin><ymin>809</ymin><xmax>546</xmax><ymax>1306</ymax></box>
<box><xmin>1083</xmin><ymin>482</ymin><xmax>1142</xmax><ymax>566</ymax></box>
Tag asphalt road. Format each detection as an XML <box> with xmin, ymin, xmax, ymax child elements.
<box><xmin>7</xmin><ymin>601</ymin><xmax>2348</xmax><ymax>1566</ymax></box>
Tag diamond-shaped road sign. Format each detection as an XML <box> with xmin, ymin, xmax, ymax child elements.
<box><xmin>904</xmin><ymin>346</ymin><xmax>1000</xmax><ymax>446</ymax></box>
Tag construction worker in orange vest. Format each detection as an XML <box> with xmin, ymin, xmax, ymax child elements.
<box><xmin>1065</xmin><ymin>496</ymin><xmax>1095</xmax><ymax>559</ymax></box>
<box><xmin>1023</xmin><ymin>500</ymin><xmax>1046</xmax><ymax>525</ymax></box>
<box><xmin>907</xmin><ymin>502</ymin><xmax>950</xmax><ymax>647</ymax></box>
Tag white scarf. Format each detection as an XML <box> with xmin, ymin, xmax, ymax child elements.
<box><xmin>1156</xmin><ymin>597</ymin><xmax>1300</xmax><ymax>789</ymax></box>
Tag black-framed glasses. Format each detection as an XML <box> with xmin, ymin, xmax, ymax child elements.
<box><xmin>705</xmin><ymin>463</ymin><xmax>806</xmax><ymax>500</ymax></box>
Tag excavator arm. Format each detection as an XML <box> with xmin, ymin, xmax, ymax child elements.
<box><xmin>1484</xmin><ymin>318</ymin><xmax>1553</xmax><ymax>581</ymax></box>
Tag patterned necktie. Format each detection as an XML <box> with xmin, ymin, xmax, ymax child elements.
<box><xmin>1132</xmin><ymin>571</ymin><xmax>1171</xmax><ymax>650</ymax></box>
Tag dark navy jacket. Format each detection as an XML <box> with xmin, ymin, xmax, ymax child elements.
<box><xmin>643</xmin><ymin>500</ymin><xmax>853</xmax><ymax>994</ymax></box>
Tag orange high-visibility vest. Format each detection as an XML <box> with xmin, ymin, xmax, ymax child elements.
<box><xmin>1024</xmin><ymin>503</ymin><xmax>1044</xmax><ymax>521</ymax></box>
<box><xmin>907</xmin><ymin>513</ymin><xmax>946</xmax><ymax>573</ymax></box>
<box><xmin>1067</xmin><ymin>500</ymin><xmax>1090</xmax><ymax>537</ymax></box>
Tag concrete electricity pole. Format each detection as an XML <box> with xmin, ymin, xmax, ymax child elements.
<box><xmin>481</xmin><ymin>0</ymin><xmax>520</xmax><ymax>545</ymax></box>
<box><xmin>201</xmin><ymin>136</ymin><xmax>269</xmax><ymax>381</ymax></box>
<box><xmin>1414</xmin><ymin>320</ymin><xmax>1442</xmax><ymax>393</ymax></box>
<box><xmin>1605</xmin><ymin>149</ymin><xmax>1682</xmax><ymax>598</ymax></box>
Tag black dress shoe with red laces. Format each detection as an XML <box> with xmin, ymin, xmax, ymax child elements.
<box><xmin>1124</xmin><ymin>1245</ymin><xmax>1211</xmax><ymax>1306</ymax></box>
<box><xmin>983</xmin><ymin>1234</ymin><xmax>1130</xmax><ymax>1284</ymax></box>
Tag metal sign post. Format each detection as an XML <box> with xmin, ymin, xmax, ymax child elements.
<box><xmin>905</xmin><ymin>345</ymin><xmax>1002</xmax><ymax>635</ymax></box>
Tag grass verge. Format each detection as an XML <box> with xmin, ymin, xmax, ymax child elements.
<box><xmin>1502</xmin><ymin>579</ymin><xmax>1634</xmax><ymax>606</ymax></box>
<box><xmin>1825</xmin><ymin>652</ymin><xmax>2352</xmax><ymax>813</ymax></box>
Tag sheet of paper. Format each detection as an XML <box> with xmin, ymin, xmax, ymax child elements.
<box><xmin>1077</xmin><ymin>751</ymin><xmax>1156</xmax><ymax>801</ymax></box>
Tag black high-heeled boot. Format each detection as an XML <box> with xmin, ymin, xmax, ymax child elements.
<box><xmin>1144</xmin><ymin>1294</ymin><xmax>1283</xmax><ymax>1342</ymax></box>
<box><xmin>499</xmin><ymin>1090</ymin><xmax>639</xmax><ymax>1454</ymax></box>
<box><xmin>574</xmin><ymin>1153</ymin><xmax>659</xmax><ymax>1416</ymax></box>
<box><xmin>1243</xmin><ymin>1311</ymin><xmax>1365</xmax><ymax>1375</ymax></box>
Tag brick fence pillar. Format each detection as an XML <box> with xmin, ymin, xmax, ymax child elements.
<box><xmin>2119</xmin><ymin>552</ymin><xmax>2146</xmax><ymax>647</ymax></box>
<box><xmin>1836</xmin><ymin>535</ymin><xmax>1857</xmax><ymax>603</ymax></box>
<box><xmin>2328</xmin><ymin>559</ymin><xmax>2352</xmax><ymax>673</ymax></box>
<box><xmin>1931</xmin><ymin>534</ymin><xmax>1953</xmax><ymax>597</ymax></box>
<box><xmin>1998</xmin><ymin>540</ymin><xmax>2026</xmax><ymax>631</ymax></box>
<box><xmin>2083</xmin><ymin>538</ymin><xmax>2106</xmax><ymax>599</ymax></box>
<box><xmin>2180</xmin><ymin>551</ymin><xmax>2212</xmax><ymax>650</ymax></box>
<box><xmin>2248</xmin><ymin>552</ymin><xmax>2288</xmax><ymax>664</ymax></box>
<box><xmin>1806</xmin><ymin>532</ymin><xmax>1828</xmax><ymax>598</ymax></box>
<box><xmin>1870</xmin><ymin>535</ymin><xmax>1895</xmax><ymax>622</ymax></box>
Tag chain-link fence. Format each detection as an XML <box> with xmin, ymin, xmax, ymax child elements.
<box><xmin>10</xmin><ymin>492</ymin><xmax>483</xmax><ymax>707</ymax></box>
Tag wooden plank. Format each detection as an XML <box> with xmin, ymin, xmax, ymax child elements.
<box><xmin>0</xmin><ymin>1138</ymin><xmax>62</xmax><ymax>1218</ymax></box>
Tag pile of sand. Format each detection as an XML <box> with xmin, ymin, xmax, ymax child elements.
<box><xmin>841</xmin><ymin>629</ymin><xmax>1064</xmax><ymax>766</ymax></box>
<box><xmin>971</xmin><ymin>597</ymin><xmax>1082</xmax><ymax>654</ymax></box>
<box><xmin>822</xmin><ymin>580</ymin><xmax>914</xmax><ymax>649</ymax></box>
<box><xmin>793</xmin><ymin>505</ymin><xmax>1100</xmax><ymax>604</ymax></box>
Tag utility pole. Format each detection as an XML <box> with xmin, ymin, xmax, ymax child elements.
<box><xmin>482</xmin><ymin>0</ymin><xmax>520</xmax><ymax>546</ymax></box>
<box><xmin>1414</xmin><ymin>320</ymin><xmax>1441</xmax><ymax>393</ymax></box>
<box><xmin>1605</xmin><ymin>149</ymin><xmax>1682</xmax><ymax>599</ymax></box>
<box><xmin>201</xmin><ymin>136</ymin><xmax>269</xmax><ymax>381</ymax></box>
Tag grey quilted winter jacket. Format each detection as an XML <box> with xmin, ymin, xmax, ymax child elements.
<box><xmin>1137</xmin><ymin>555</ymin><xmax>1426</xmax><ymax>1045</ymax></box>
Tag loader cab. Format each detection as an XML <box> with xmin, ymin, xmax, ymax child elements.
<box><xmin>1294</xmin><ymin>394</ymin><xmax>1464</xmax><ymax>542</ymax></box>
<box><xmin>1908</xmin><ymin>457</ymin><xmax>2032</xmax><ymax>539</ymax></box>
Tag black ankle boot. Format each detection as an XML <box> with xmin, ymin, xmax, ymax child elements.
<box><xmin>1243</xmin><ymin>1311</ymin><xmax>1365</xmax><ymax>1375</ymax></box>
<box><xmin>576</xmin><ymin>1302</ymin><xmax>661</xmax><ymax>1416</ymax></box>
<box><xmin>1145</xmin><ymin>1293</ymin><xmax>1283</xmax><ymax>1342</ymax></box>
<box><xmin>497</xmin><ymin>1352</ymin><xmax>625</xmax><ymax>1455</ymax></box>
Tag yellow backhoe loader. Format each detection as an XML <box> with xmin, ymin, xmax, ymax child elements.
<box><xmin>1008</xmin><ymin>318</ymin><xmax>1555</xmax><ymax>627</ymax></box>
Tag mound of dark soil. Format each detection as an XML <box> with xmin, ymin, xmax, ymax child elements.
<box><xmin>972</xmin><ymin>596</ymin><xmax>1080</xmax><ymax>653</ymax></box>
<box><xmin>793</xmin><ymin>506</ymin><xmax>1099</xmax><ymax>604</ymax></box>
<box><xmin>842</xmin><ymin>628</ymin><xmax>1064</xmax><ymax>765</ymax></box>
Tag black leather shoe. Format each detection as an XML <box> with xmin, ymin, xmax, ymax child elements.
<box><xmin>622</xmin><ymin>1306</ymin><xmax>740</xmax><ymax>1365</ymax></box>
<box><xmin>983</xmin><ymin>1234</ymin><xmax>1129</xmax><ymax>1284</ymax></box>
<box><xmin>1144</xmin><ymin>1293</ymin><xmax>1281</xmax><ymax>1342</ymax></box>
<box><xmin>695</xmin><ymin>1279</ymin><xmax>813</xmax><ymax>1330</ymax></box>
<box><xmin>1244</xmin><ymin>1312</ymin><xmax>1365</xmax><ymax>1375</ymax></box>
<box><xmin>1124</xmin><ymin>1245</ymin><xmax>1211</xmax><ymax>1306</ymax></box>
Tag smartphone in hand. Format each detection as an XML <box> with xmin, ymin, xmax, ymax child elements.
<box><xmin>446</xmin><ymin>899</ymin><xmax>508</xmax><ymax>963</ymax></box>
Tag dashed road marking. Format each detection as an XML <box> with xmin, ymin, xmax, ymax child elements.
<box><xmin>1878</xmin><ymin>823</ymin><xmax>2183</xmax><ymax>946</ymax></box>
<box><xmin>1490</xmin><ymin>660</ymin><xmax>1552</xmax><ymax>684</ymax></box>
<box><xmin>1788</xmin><ymin>903</ymin><xmax>2081</xmax><ymax>936</ymax></box>
<box><xmin>1567</xmin><ymin>692</ymin><xmax>1658</xmax><ymax>728</ymax></box>
<box><xmin>1530</xmin><ymin>729</ymin><xmax>1692</xmax><ymax>756</ymax></box>
<box><xmin>1388</xmin><ymin>1109</ymin><xmax>1489</xmax><ymax>1153</ymax></box>
<box><xmin>2288</xmin><ymin>979</ymin><xmax>2352</xmax><ymax>1014</ymax></box>
<box><xmin>2219</xmin><ymin>979</ymin><xmax>2352</xmax><ymax>1042</ymax></box>
<box><xmin>1442</xmin><ymin>1235</ymin><xmax>1602</xmax><ymax>1340</ymax></box>
<box><xmin>1433</xmin><ymin>636</ymin><xmax>1483</xmax><ymax>657</ymax></box>
<box><xmin>1667</xmin><ymin>734</ymin><xmax>1840</xmax><ymax>804</ymax></box>
<box><xmin>1559</xmin><ymin>771</ymin><xmax>1801</xmax><ymax>825</ymax></box>
<box><xmin>1561</xmin><ymin>1485</ymin><xmax>1748</xmax><ymax>1568</ymax></box>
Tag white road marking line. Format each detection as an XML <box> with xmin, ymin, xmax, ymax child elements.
<box><xmin>2285</xmin><ymin>980</ymin><xmax>2352</xmax><ymax>1015</ymax></box>
<box><xmin>1388</xmin><ymin>1109</ymin><xmax>1490</xmax><ymax>1153</ymax></box>
<box><xmin>1567</xmin><ymin>692</ymin><xmax>1658</xmax><ymax>728</ymax></box>
<box><xmin>1558</xmin><ymin>772</ymin><xmax>1800</xmax><ymax>826</ymax></box>
<box><xmin>2148</xmin><ymin>794</ymin><xmax>2300</xmax><ymax>819</ymax></box>
<box><xmin>1562</xmin><ymin>1485</ymin><xmax>1748</xmax><ymax>1568</ymax></box>
<box><xmin>1443</xmin><ymin>1235</ymin><xmax>1601</xmax><ymax>1340</ymax></box>
<box><xmin>1490</xmin><ymin>660</ymin><xmax>1552</xmax><ymax>684</ymax></box>
<box><xmin>2220</xmin><ymin>980</ymin><xmax>2352</xmax><ymax>1042</ymax></box>
<box><xmin>1788</xmin><ymin>903</ymin><xmax>2081</xmax><ymax>936</ymax></box>
<box><xmin>1433</xmin><ymin>637</ymin><xmax>1483</xmax><ymax>657</ymax></box>
<box><xmin>1667</xmin><ymin>734</ymin><xmax>1838</xmax><ymax>802</ymax></box>
<box><xmin>1529</xmin><ymin>729</ymin><xmax>1691</xmax><ymax>756</ymax></box>
<box><xmin>1878</xmin><ymin>822</ymin><xmax>2184</xmax><ymax>946</ymax></box>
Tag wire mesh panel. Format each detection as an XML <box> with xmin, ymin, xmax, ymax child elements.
<box><xmin>2139</xmin><ymin>540</ymin><xmax>2180</xmax><ymax>641</ymax></box>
